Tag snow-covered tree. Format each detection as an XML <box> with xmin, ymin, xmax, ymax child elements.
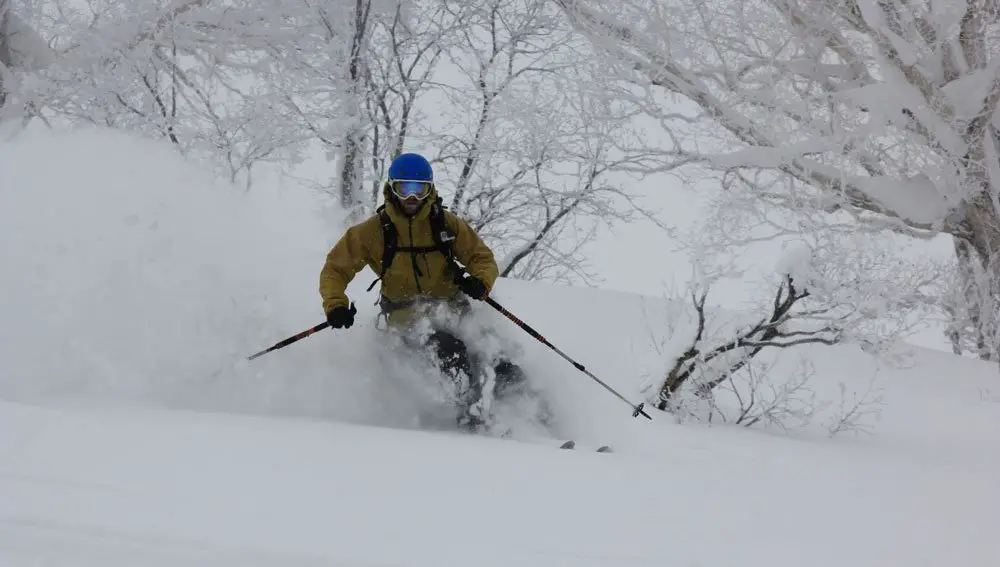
<box><xmin>647</xmin><ymin>238</ymin><xmax>924</xmax><ymax>433</ymax></box>
<box><xmin>309</xmin><ymin>0</ymin><xmax>651</xmax><ymax>283</ymax></box>
<box><xmin>0</xmin><ymin>0</ymin><xmax>53</xmax><ymax>122</ymax></box>
<box><xmin>8</xmin><ymin>0</ymin><xmax>653</xmax><ymax>286</ymax></box>
<box><xmin>336</xmin><ymin>0</ymin><xmax>374</xmax><ymax>220</ymax></box>
<box><xmin>16</xmin><ymin>0</ymin><xmax>354</xmax><ymax>188</ymax></box>
<box><xmin>418</xmin><ymin>0</ymin><xmax>647</xmax><ymax>282</ymax></box>
<box><xmin>557</xmin><ymin>0</ymin><xmax>1000</xmax><ymax>358</ymax></box>
<box><xmin>360</xmin><ymin>0</ymin><xmax>457</xmax><ymax>207</ymax></box>
<box><xmin>0</xmin><ymin>0</ymin><xmax>11</xmax><ymax>111</ymax></box>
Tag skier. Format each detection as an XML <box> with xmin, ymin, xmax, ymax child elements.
<box><xmin>318</xmin><ymin>152</ymin><xmax>544</xmax><ymax>432</ymax></box>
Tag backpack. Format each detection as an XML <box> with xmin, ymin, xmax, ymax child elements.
<box><xmin>365</xmin><ymin>196</ymin><xmax>464</xmax><ymax>294</ymax></box>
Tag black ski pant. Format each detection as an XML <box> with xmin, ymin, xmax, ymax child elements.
<box><xmin>423</xmin><ymin>329</ymin><xmax>526</xmax><ymax>423</ymax></box>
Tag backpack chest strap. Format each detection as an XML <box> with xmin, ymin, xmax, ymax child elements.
<box><xmin>366</xmin><ymin>200</ymin><xmax>458</xmax><ymax>292</ymax></box>
<box><xmin>394</xmin><ymin>244</ymin><xmax>445</xmax><ymax>254</ymax></box>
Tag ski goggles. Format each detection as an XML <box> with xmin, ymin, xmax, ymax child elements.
<box><xmin>390</xmin><ymin>179</ymin><xmax>433</xmax><ymax>201</ymax></box>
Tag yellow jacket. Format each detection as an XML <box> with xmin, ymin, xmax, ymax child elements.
<box><xmin>319</xmin><ymin>183</ymin><xmax>499</xmax><ymax>322</ymax></box>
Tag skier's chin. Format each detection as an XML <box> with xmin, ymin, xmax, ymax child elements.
<box><xmin>401</xmin><ymin>200</ymin><xmax>421</xmax><ymax>216</ymax></box>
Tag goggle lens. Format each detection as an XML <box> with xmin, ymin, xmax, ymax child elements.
<box><xmin>392</xmin><ymin>180</ymin><xmax>431</xmax><ymax>200</ymax></box>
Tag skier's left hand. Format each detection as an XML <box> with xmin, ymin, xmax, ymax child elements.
<box><xmin>458</xmin><ymin>275</ymin><xmax>488</xmax><ymax>300</ymax></box>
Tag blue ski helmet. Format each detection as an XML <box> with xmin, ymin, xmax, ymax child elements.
<box><xmin>388</xmin><ymin>153</ymin><xmax>433</xmax><ymax>182</ymax></box>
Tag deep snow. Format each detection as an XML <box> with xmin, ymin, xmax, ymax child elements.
<box><xmin>2</xmin><ymin>127</ymin><xmax>999</xmax><ymax>566</ymax></box>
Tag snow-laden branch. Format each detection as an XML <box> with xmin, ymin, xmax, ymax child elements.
<box><xmin>656</xmin><ymin>274</ymin><xmax>842</xmax><ymax>408</ymax></box>
<box><xmin>556</xmin><ymin>0</ymin><xmax>994</xmax><ymax>232</ymax></box>
<box><xmin>1</xmin><ymin>0</ymin><xmax>55</xmax><ymax>118</ymax></box>
<box><xmin>651</xmin><ymin>227</ymin><xmax>947</xmax><ymax>410</ymax></box>
<box><xmin>560</xmin><ymin>0</ymin><xmax>1000</xmax><ymax>355</ymax></box>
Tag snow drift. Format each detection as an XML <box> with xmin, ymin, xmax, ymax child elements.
<box><xmin>2</xmin><ymin>126</ymin><xmax>999</xmax><ymax>566</ymax></box>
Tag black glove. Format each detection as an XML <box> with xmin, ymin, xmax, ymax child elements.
<box><xmin>457</xmin><ymin>275</ymin><xmax>488</xmax><ymax>300</ymax></box>
<box><xmin>326</xmin><ymin>303</ymin><xmax>357</xmax><ymax>329</ymax></box>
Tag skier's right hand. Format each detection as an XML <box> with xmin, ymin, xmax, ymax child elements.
<box><xmin>326</xmin><ymin>303</ymin><xmax>357</xmax><ymax>329</ymax></box>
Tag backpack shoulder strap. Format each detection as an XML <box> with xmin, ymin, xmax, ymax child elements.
<box><xmin>429</xmin><ymin>199</ymin><xmax>468</xmax><ymax>281</ymax></box>
<box><xmin>377</xmin><ymin>204</ymin><xmax>397</xmax><ymax>275</ymax></box>
<box><xmin>429</xmin><ymin>198</ymin><xmax>456</xmax><ymax>257</ymax></box>
<box><xmin>366</xmin><ymin>205</ymin><xmax>398</xmax><ymax>292</ymax></box>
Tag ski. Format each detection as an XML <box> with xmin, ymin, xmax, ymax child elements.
<box><xmin>495</xmin><ymin>430</ymin><xmax>613</xmax><ymax>453</ymax></box>
<box><xmin>559</xmin><ymin>440</ymin><xmax>613</xmax><ymax>453</ymax></box>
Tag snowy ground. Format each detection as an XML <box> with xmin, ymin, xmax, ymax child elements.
<box><xmin>2</xmin><ymin>127</ymin><xmax>999</xmax><ymax>566</ymax></box>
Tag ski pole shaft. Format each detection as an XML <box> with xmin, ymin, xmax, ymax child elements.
<box><xmin>247</xmin><ymin>321</ymin><xmax>328</xmax><ymax>360</ymax></box>
<box><xmin>247</xmin><ymin>303</ymin><xmax>355</xmax><ymax>361</ymax></box>
<box><xmin>484</xmin><ymin>297</ymin><xmax>652</xmax><ymax>420</ymax></box>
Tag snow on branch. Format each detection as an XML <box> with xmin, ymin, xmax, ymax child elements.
<box><xmin>647</xmin><ymin>224</ymin><xmax>938</xmax><ymax>429</ymax></box>
<box><xmin>656</xmin><ymin>274</ymin><xmax>840</xmax><ymax>410</ymax></box>
<box><xmin>0</xmin><ymin>1</ymin><xmax>52</xmax><ymax>70</ymax></box>
<box><xmin>560</xmin><ymin>0</ymin><xmax>1000</xmax><ymax>355</ymax></box>
<box><xmin>644</xmin><ymin>262</ymin><xmax>895</xmax><ymax>435</ymax></box>
<box><xmin>557</xmin><ymin>0</ymin><xmax>1000</xmax><ymax>241</ymax></box>
<box><xmin>1</xmin><ymin>0</ymin><xmax>54</xmax><ymax>118</ymax></box>
<box><xmin>711</xmin><ymin>150</ymin><xmax>957</xmax><ymax>227</ymax></box>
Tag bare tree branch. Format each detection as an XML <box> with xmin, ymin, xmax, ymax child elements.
<box><xmin>656</xmin><ymin>275</ymin><xmax>842</xmax><ymax>409</ymax></box>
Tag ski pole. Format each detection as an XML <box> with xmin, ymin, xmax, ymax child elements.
<box><xmin>247</xmin><ymin>303</ymin><xmax>355</xmax><ymax>361</ymax></box>
<box><xmin>484</xmin><ymin>296</ymin><xmax>652</xmax><ymax>420</ymax></box>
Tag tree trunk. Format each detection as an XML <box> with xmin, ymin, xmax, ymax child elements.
<box><xmin>955</xmin><ymin>194</ymin><xmax>1000</xmax><ymax>360</ymax></box>
<box><xmin>0</xmin><ymin>0</ymin><xmax>12</xmax><ymax>112</ymax></box>
<box><xmin>338</xmin><ymin>0</ymin><xmax>371</xmax><ymax>223</ymax></box>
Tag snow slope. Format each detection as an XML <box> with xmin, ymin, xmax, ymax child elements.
<box><xmin>2</xmin><ymin>127</ymin><xmax>999</xmax><ymax>566</ymax></box>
